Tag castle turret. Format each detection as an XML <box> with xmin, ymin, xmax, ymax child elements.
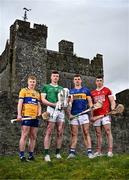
<box><xmin>90</xmin><ymin>54</ymin><xmax>103</xmax><ymax>77</ymax></box>
<box><xmin>59</xmin><ymin>40</ymin><xmax>73</xmax><ymax>55</ymax></box>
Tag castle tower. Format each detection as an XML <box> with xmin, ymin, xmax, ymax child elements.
<box><xmin>9</xmin><ymin>19</ymin><xmax>48</xmax><ymax>92</ymax></box>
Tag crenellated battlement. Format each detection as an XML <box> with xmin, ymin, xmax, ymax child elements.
<box><xmin>11</xmin><ymin>20</ymin><xmax>48</xmax><ymax>35</ymax></box>
<box><xmin>10</xmin><ymin>20</ymin><xmax>48</xmax><ymax>49</ymax></box>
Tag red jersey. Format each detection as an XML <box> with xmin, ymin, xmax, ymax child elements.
<box><xmin>91</xmin><ymin>87</ymin><xmax>112</xmax><ymax>116</ymax></box>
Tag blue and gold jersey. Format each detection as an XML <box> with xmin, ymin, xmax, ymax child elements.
<box><xmin>19</xmin><ymin>88</ymin><xmax>40</xmax><ymax>117</ymax></box>
<box><xmin>70</xmin><ymin>87</ymin><xmax>91</xmax><ymax>115</ymax></box>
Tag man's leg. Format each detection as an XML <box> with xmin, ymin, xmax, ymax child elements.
<box><xmin>82</xmin><ymin>123</ymin><xmax>94</xmax><ymax>158</ymax></box>
<box><xmin>55</xmin><ymin>121</ymin><xmax>64</xmax><ymax>158</ymax></box>
<box><xmin>28</xmin><ymin>127</ymin><xmax>38</xmax><ymax>160</ymax></box>
<box><xmin>95</xmin><ymin>126</ymin><xmax>102</xmax><ymax>154</ymax></box>
<box><xmin>19</xmin><ymin>125</ymin><xmax>30</xmax><ymax>160</ymax></box>
<box><xmin>82</xmin><ymin>123</ymin><xmax>91</xmax><ymax>148</ymax></box>
<box><xmin>44</xmin><ymin>121</ymin><xmax>55</xmax><ymax>161</ymax></box>
<box><xmin>103</xmin><ymin>124</ymin><xmax>113</xmax><ymax>157</ymax></box>
<box><xmin>93</xmin><ymin>118</ymin><xmax>103</xmax><ymax>157</ymax></box>
<box><xmin>67</xmin><ymin>125</ymin><xmax>78</xmax><ymax>158</ymax></box>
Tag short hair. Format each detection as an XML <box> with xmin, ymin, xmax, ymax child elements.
<box><xmin>73</xmin><ymin>74</ymin><xmax>82</xmax><ymax>78</ymax></box>
<box><xmin>96</xmin><ymin>75</ymin><xmax>104</xmax><ymax>79</ymax></box>
<box><xmin>51</xmin><ymin>70</ymin><xmax>59</xmax><ymax>75</ymax></box>
<box><xmin>28</xmin><ymin>75</ymin><xmax>37</xmax><ymax>80</ymax></box>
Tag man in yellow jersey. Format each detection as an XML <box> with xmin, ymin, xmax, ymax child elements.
<box><xmin>41</xmin><ymin>71</ymin><xmax>65</xmax><ymax>162</ymax></box>
<box><xmin>17</xmin><ymin>75</ymin><xmax>41</xmax><ymax>162</ymax></box>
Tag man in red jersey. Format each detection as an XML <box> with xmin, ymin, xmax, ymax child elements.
<box><xmin>91</xmin><ymin>76</ymin><xmax>116</xmax><ymax>157</ymax></box>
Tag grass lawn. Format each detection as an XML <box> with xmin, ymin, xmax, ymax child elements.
<box><xmin>0</xmin><ymin>154</ymin><xmax>129</xmax><ymax>179</ymax></box>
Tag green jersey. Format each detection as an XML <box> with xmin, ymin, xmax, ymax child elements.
<box><xmin>41</xmin><ymin>84</ymin><xmax>63</xmax><ymax>103</ymax></box>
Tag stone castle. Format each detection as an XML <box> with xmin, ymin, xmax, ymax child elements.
<box><xmin>0</xmin><ymin>19</ymin><xmax>103</xmax><ymax>94</ymax></box>
<box><xmin>0</xmin><ymin>19</ymin><xmax>128</xmax><ymax>155</ymax></box>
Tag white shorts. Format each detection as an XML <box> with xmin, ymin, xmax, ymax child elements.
<box><xmin>93</xmin><ymin>115</ymin><xmax>111</xmax><ymax>127</ymax></box>
<box><xmin>69</xmin><ymin>114</ymin><xmax>89</xmax><ymax>125</ymax></box>
<box><xmin>47</xmin><ymin>106</ymin><xmax>65</xmax><ymax>122</ymax></box>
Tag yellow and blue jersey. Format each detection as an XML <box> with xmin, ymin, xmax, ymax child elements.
<box><xmin>19</xmin><ymin>88</ymin><xmax>40</xmax><ymax>118</ymax></box>
<box><xmin>70</xmin><ymin>87</ymin><xmax>91</xmax><ymax>115</ymax></box>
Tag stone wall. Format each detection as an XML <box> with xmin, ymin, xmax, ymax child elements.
<box><xmin>111</xmin><ymin>90</ymin><xmax>129</xmax><ymax>153</ymax></box>
<box><xmin>47</xmin><ymin>50</ymin><xmax>97</xmax><ymax>89</ymax></box>
<box><xmin>0</xmin><ymin>41</ymin><xmax>10</xmax><ymax>92</ymax></box>
<box><xmin>10</xmin><ymin>40</ymin><xmax>47</xmax><ymax>92</ymax></box>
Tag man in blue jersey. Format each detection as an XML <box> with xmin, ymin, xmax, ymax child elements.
<box><xmin>67</xmin><ymin>74</ymin><xmax>94</xmax><ymax>159</ymax></box>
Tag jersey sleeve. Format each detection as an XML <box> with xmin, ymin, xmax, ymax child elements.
<box><xmin>37</xmin><ymin>92</ymin><xmax>41</xmax><ymax>102</ymax></box>
<box><xmin>40</xmin><ymin>85</ymin><xmax>47</xmax><ymax>94</ymax></box>
<box><xmin>69</xmin><ymin>89</ymin><xmax>73</xmax><ymax>95</ymax></box>
<box><xmin>86</xmin><ymin>88</ymin><xmax>91</xmax><ymax>97</ymax></box>
<box><xmin>19</xmin><ymin>88</ymin><xmax>26</xmax><ymax>99</ymax></box>
<box><xmin>40</xmin><ymin>85</ymin><xmax>47</xmax><ymax>99</ymax></box>
<box><xmin>107</xmin><ymin>88</ymin><xmax>112</xmax><ymax>96</ymax></box>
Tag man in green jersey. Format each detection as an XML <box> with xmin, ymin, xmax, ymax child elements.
<box><xmin>41</xmin><ymin>71</ymin><xmax>65</xmax><ymax>162</ymax></box>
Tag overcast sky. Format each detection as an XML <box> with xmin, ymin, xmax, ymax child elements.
<box><xmin>0</xmin><ymin>0</ymin><xmax>129</xmax><ymax>95</ymax></box>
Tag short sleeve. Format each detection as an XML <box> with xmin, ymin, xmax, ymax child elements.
<box><xmin>40</xmin><ymin>85</ymin><xmax>47</xmax><ymax>94</ymax></box>
<box><xmin>86</xmin><ymin>88</ymin><xmax>91</xmax><ymax>97</ymax></box>
<box><xmin>19</xmin><ymin>88</ymin><xmax>26</xmax><ymax>99</ymax></box>
<box><xmin>107</xmin><ymin>88</ymin><xmax>112</xmax><ymax>96</ymax></box>
<box><xmin>69</xmin><ymin>89</ymin><xmax>73</xmax><ymax>95</ymax></box>
<box><xmin>37</xmin><ymin>92</ymin><xmax>41</xmax><ymax>102</ymax></box>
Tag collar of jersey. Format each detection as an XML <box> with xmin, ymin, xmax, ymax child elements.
<box><xmin>96</xmin><ymin>86</ymin><xmax>104</xmax><ymax>91</ymax></box>
<box><xmin>26</xmin><ymin>87</ymin><xmax>35</xmax><ymax>91</ymax></box>
<box><xmin>50</xmin><ymin>83</ymin><xmax>58</xmax><ymax>87</ymax></box>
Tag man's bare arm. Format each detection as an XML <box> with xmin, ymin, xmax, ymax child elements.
<box><xmin>41</xmin><ymin>93</ymin><xmax>56</xmax><ymax>107</ymax></box>
<box><xmin>87</xmin><ymin>96</ymin><xmax>94</xmax><ymax>108</ymax></box>
<box><xmin>37</xmin><ymin>102</ymin><xmax>42</xmax><ymax>116</ymax></box>
<box><xmin>17</xmin><ymin>99</ymin><xmax>23</xmax><ymax>120</ymax></box>
<box><xmin>108</xmin><ymin>95</ymin><xmax>116</xmax><ymax>110</ymax></box>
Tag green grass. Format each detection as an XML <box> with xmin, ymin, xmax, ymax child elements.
<box><xmin>0</xmin><ymin>154</ymin><xmax>129</xmax><ymax>179</ymax></box>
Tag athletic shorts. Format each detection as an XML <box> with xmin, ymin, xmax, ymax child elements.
<box><xmin>93</xmin><ymin>115</ymin><xmax>111</xmax><ymax>127</ymax></box>
<box><xmin>47</xmin><ymin>106</ymin><xmax>65</xmax><ymax>122</ymax></box>
<box><xmin>21</xmin><ymin>119</ymin><xmax>39</xmax><ymax>127</ymax></box>
<box><xmin>69</xmin><ymin>114</ymin><xmax>89</xmax><ymax>125</ymax></box>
